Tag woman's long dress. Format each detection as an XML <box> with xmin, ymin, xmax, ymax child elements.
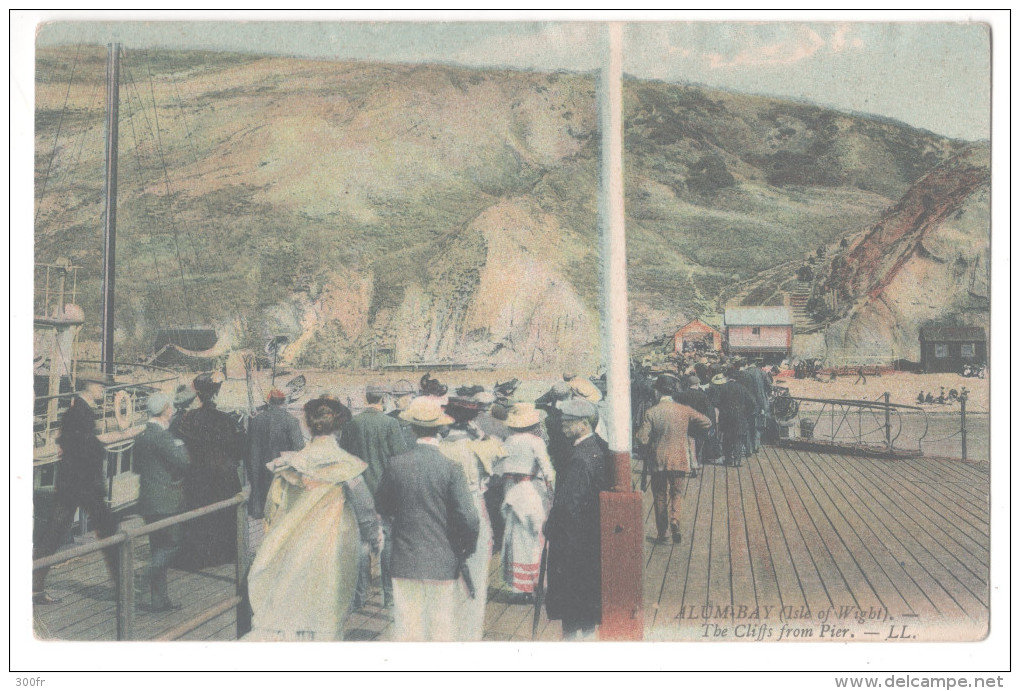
<box><xmin>245</xmin><ymin>436</ymin><xmax>370</xmax><ymax>641</ymax></box>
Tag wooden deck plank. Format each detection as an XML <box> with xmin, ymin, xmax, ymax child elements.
<box><xmin>707</xmin><ymin>463</ymin><xmax>733</xmax><ymax>618</ymax></box>
<box><xmin>675</xmin><ymin>466</ymin><xmax>714</xmax><ymax>615</ymax></box>
<box><xmin>735</xmin><ymin>460</ymin><xmax>784</xmax><ymax>616</ymax></box>
<box><xmin>759</xmin><ymin>446</ymin><xmax>857</xmax><ymax>610</ymax></box>
<box><xmin>744</xmin><ymin>458</ymin><xmax>809</xmax><ymax>613</ymax></box>
<box><xmin>845</xmin><ymin>457</ymin><xmax>989</xmax><ymax>587</ymax></box>
<box><xmin>786</xmin><ymin>448</ymin><xmax>919</xmax><ymax>617</ymax></box>
<box><xmin>824</xmin><ymin>452</ymin><xmax>985</xmax><ymax>615</ymax></box>
<box><xmin>753</xmin><ymin>447</ymin><xmax>833</xmax><ymax>614</ymax></box>
<box><xmin>803</xmin><ymin>449</ymin><xmax>962</xmax><ymax>619</ymax></box>
<box><xmin>876</xmin><ymin>458</ymin><xmax>990</xmax><ymax>542</ymax></box>
<box><xmin>776</xmin><ymin>447</ymin><xmax>904</xmax><ymax>614</ymax></box>
<box><xmin>642</xmin><ymin>489</ymin><xmax>673</xmax><ymax>629</ymax></box>
<box><xmin>767</xmin><ymin>446</ymin><xmax>883</xmax><ymax>611</ymax></box>
<box><xmin>880</xmin><ymin>454</ymin><xmax>990</xmax><ymax>525</ymax></box>
<box><xmin>725</xmin><ymin>465</ymin><xmax>756</xmax><ymax>616</ymax></box>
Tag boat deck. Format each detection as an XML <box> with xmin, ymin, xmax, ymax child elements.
<box><xmin>32</xmin><ymin>446</ymin><xmax>989</xmax><ymax>642</ymax></box>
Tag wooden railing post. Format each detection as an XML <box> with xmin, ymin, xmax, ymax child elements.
<box><xmin>235</xmin><ymin>492</ymin><xmax>251</xmax><ymax>638</ymax></box>
<box><xmin>960</xmin><ymin>390</ymin><xmax>968</xmax><ymax>462</ymax></box>
<box><xmin>116</xmin><ymin>530</ymin><xmax>134</xmax><ymax>640</ymax></box>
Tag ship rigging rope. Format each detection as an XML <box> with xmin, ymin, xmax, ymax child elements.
<box><xmin>121</xmin><ymin>56</ymin><xmax>195</xmax><ymax>329</ymax></box>
<box><xmin>121</xmin><ymin>57</ymin><xmax>172</xmax><ymax>333</ymax></box>
<box><xmin>36</xmin><ymin>42</ymin><xmax>83</xmax><ymax>218</ymax></box>
<box><xmin>143</xmin><ymin>52</ymin><xmax>204</xmax><ymax>275</ymax></box>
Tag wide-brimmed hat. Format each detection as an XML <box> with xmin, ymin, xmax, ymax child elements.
<box><xmin>711</xmin><ymin>373</ymin><xmax>728</xmax><ymax>386</ymax></box>
<box><xmin>400</xmin><ymin>397</ymin><xmax>454</xmax><ymax>427</ymax></box>
<box><xmin>558</xmin><ymin>398</ymin><xmax>598</xmax><ymax>422</ymax></box>
<box><xmin>390</xmin><ymin>379</ymin><xmax>416</xmax><ymax>396</ymax></box>
<box><xmin>505</xmin><ymin>403</ymin><xmax>542</xmax><ymax>429</ymax></box>
<box><xmin>472</xmin><ymin>391</ymin><xmax>496</xmax><ymax>406</ymax></box>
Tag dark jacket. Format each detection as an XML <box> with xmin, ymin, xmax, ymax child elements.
<box><xmin>134</xmin><ymin>421</ymin><xmax>191</xmax><ymax>516</ymax></box>
<box><xmin>675</xmin><ymin>388</ymin><xmax>716</xmax><ymax>426</ymax></box>
<box><xmin>387</xmin><ymin>409</ymin><xmax>417</xmax><ymax>449</ymax></box>
<box><xmin>340</xmin><ymin>407</ymin><xmax>408</xmax><ymax>496</ymax></box>
<box><xmin>55</xmin><ymin>395</ymin><xmax>106</xmax><ymax>503</ymax></box>
<box><xmin>475</xmin><ymin>412</ymin><xmax>510</xmax><ymax>441</ymax></box>
<box><xmin>544</xmin><ymin>434</ymin><xmax>610</xmax><ymax>626</ymax></box>
<box><xmin>736</xmin><ymin>367</ymin><xmax>771</xmax><ymax>413</ymax></box>
<box><xmin>175</xmin><ymin>404</ymin><xmax>245</xmax><ymax>567</ymax></box>
<box><xmin>375</xmin><ymin>442</ymin><xmax>479</xmax><ymax>581</ymax></box>
<box><xmin>711</xmin><ymin>381</ymin><xmax>757</xmax><ymax>438</ymax></box>
<box><xmin>247</xmin><ymin>405</ymin><xmax>305</xmax><ymax>518</ymax></box>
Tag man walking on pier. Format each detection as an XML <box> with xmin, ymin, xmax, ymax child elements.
<box><xmin>636</xmin><ymin>377</ymin><xmax>712</xmax><ymax>544</ymax></box>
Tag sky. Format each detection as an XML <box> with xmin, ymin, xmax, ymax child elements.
<box><xmin>32</xmin><ymin>14</ymin><xmax>991</xmax><ymax>141</ymax></box>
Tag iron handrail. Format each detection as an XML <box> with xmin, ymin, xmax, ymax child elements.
<box><xmin>774</xmin><ymin>394</ymin><xmax>929</xmax><ymax>455</ymax></box>
<box><xmin>33</xmin><ymin>491</ymin><xmax>249</xmax><ymax>641</ymax></box>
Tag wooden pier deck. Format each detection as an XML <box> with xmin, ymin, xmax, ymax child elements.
<box><xmin>33</xmin><ymin>446</ymin><xmax>989</xmax><ymax>642</ymax></box>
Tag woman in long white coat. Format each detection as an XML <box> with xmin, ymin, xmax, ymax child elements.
<box><xmin>245</xmin><ymin>397</ymin><xmax>379</xmax><ymax>641</ymax></box>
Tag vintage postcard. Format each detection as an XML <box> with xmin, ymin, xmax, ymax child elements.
<box><xmin>13</xmin><ymin>10</ymin><xmax>1006</xmax><ymax>674</ymax></box>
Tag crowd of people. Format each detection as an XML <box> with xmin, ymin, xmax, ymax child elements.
<box><xmin>34</xmin><ymin>356</ymin><xmax>780</xmax><ymax>641</ymax></box>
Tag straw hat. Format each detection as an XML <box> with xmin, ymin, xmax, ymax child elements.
<box><xmin>711</xmin><ymin>373</ymin><xmax>728</xmax><ymax>386</ymax></box>
<box><xmin>399</xmin><ymin>397</ymin><xmax>454</xmax><ymax>427</ymax></box>
<box><xmin>505</xmin><ymin>403</ymin><xmax>541</xmax><ymax>429</ymax></box>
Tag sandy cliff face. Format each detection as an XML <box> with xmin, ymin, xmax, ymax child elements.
<box><xmin>34</xmin><ymin>48</ymin><xmax>974</xmax><ymax>367</ymax></box>
<box><xmin>821</xmin><ymin>144</ymin><xmax>990</xmax><ymax>361</ymax></box>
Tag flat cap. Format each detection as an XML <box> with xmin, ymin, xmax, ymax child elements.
<box><xmin>558</xmin><ymin>398</ymin><xmax>598</xmax><ymax>421</ymax></box>
<box><xmin>146</xmin><ymin>392</ymin><xmax>173</xmax><ymax>416</ymax></box>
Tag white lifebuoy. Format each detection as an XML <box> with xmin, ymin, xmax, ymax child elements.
<box><xmin>114</xmin><ymin>390</ymin><xmax>133</xmax><ymax>431</ymax></box>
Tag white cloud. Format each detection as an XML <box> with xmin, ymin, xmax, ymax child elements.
<box><xmin>704</xmin><ymin>25</ymin><xmax>826</xmax><ymax>69</ymax></box>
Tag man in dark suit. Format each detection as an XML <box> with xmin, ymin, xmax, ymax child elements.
<box><xmin>246</xmin><ymin>389</ymin><xmax>304</xmax><ymax>522</ymax></box>
<box><xmin>386</xmin><ymin>379</ymin><xmax>417</xmax><ymax>448</ymax></box>
<box><xmin>134</xmin><ymin>392</ymin><xmax>191</xmax><ymax>610</ymax></box>
<box><xmin>33</xmin><ymin>372</ymin><xmax>120</xmax><ymax>605</ymax></box>
<box><xmin>544</xmin><ymin>398</ymin><xmax>610</xmax><ymax>640</ymax></box>
<box><xmin>375</xmin><ymin>398</ymin><xmax>479</xmax><ymax>641</ymax></box>
<box><xmin>340</xmin><ymin>383</ymin><xmax>409</xmax><ymax>609</ymax></box>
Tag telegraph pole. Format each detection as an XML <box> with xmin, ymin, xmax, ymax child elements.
<box><xmin>598</xmin><ymin>22</ymin><xmax>643</xmax><ymax>641</ymax></box>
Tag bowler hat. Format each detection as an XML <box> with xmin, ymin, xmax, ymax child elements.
<box><xmin>390</xmin><ymin>379</ymin><xmax>416</xmax><ymax>396</ymax></box>
<box><xmin>400</xmin><ymin>398</ymin><xmax>454</xmax><ymax>427</ymax></box>
<box><xmin>686</xmin><ymin>375</ymin><xmax>701</xmax><ymax>387</ymax></box>
<box><xmin>366</xmin><ymin>383</ymin><xmax>388</xmax><ymax>396</ymax></box>
<box><xmin>558</xmin><ymin>398</ymin><xmax>598</xmax><ymax>421</ymax></box>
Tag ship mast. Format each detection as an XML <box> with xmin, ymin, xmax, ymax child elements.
<box><xmin>100</xmin><ymin>42</ymin><xmax>120</xmax><ymax>375</ymax></box>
